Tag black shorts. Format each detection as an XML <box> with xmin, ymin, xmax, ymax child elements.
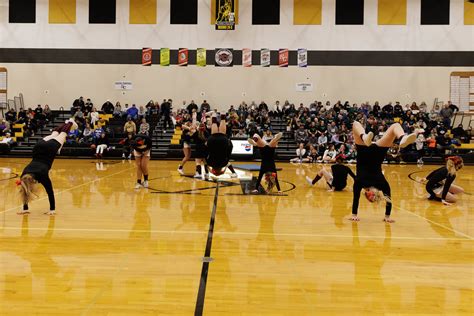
<box><xmin>207</xmin><ymin>133</ymin><xmax>232</xmax><ymax>169</ymax></box>
<box><xmin>194</xmin><ymin>144</ymin><xmax>208</xmax><ymax>159</ymax></box>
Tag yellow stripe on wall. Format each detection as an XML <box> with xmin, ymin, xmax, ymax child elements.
<box><xmin>378</xmin><ymin>0</ymin><xmax>406</xmax><ymax>25</ymax></box>
<box><xmin>465</xmin><ymin>0</ymin><xmax>474</xmax><ymax>25</ymax></box>
<box><xmin>211</xmin><ymin>0</ymin><xmax>239</xmax><ymax>24</ymax></box>
<box><xmin>293</xmin><ymin>0</ymin><xmax>322</xmax><ymax>25</ymax></box>
<box><xmin>49</xmin><ymin>0</ymin><xmax>76</xmax><ymax>24</ymax></box>
<box><xmin>130</xmin><ymin>0</ymin><xmax>157</xmax><ymax>24</ymax></box>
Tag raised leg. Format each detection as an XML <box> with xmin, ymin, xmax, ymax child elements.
<box><xmin>251</xmin><ymin>133</ymin><xmax>268</xmax><ymax>147</ymax></box>
<box><xmin>352</xmin><ymin>121</ymin><xmax>371</xmax><ymax>146</ymax></box>
<box><xmin>43</xmin><ymin>131</ymin><xmax>59</xmax><ymax>141</ymax></box>
<box><xmin>268</xmin><ymin>132</ymin><xmax>283</xmax><ymax>148</ymax></box>
<box><xmin>218</xmin><ymin>116</ymin><xmax>227</xmax><ymax>134</ymax></box>
<box><xmin>375</xmin><ymin>123</ymin><xmax>405</xmax><ymax>147</ymax></box>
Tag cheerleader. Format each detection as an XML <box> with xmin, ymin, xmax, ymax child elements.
<box><xmin>424</xmin><ymin>156</ymin><xmax>464</xmax><ymax>205</ymax></box>
<box><xmin>132</xmin><ymin>134</ymin><xmax>152</xmax><ymax>189</ymax></box>
<box><xmin>177</xmin><ymin>119</ymin><xmax>193</xmax><ymax>175</ymax></box>
<box><xmin>192</xmin><ymin>123</ymin><xmax>210</xmax><ymax>179</ymax></box>
<box><xmin>306</xmin><ymin>154</ymin><xmax>355</xmax><ymax>191</ymax></box>
<box><xmin>206</xmin><ymin>114</ymin><xmax>237</xmax><ymax>178</ymax></box>
<box><xmin>17</xmin><ymin>119</ymin><xmax>78</xmax><ymax>215</ymax></box>
<box><xmin>248</xmin><ymin>132</ymin><xmax>283</xmax><ymax>194</ymax></box>
<box><xmin>351</xmin><ymin>121</ymin><xmax>416</xmax><ymax>223</ymax></box>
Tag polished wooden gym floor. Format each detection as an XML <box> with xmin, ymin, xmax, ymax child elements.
<box><xmin>0</xmin><ymin>158</ymin><xmax>472</xmax><ymax>315</ymax></box>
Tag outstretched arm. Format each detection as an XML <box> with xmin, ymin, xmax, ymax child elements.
<box><xmin>41</xmin><ymin>176</ymin><xmax>56</xmax><ymax>212</ymax></box>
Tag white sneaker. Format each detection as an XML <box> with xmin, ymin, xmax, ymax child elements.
<box><xmin>178</xmin><ymin>168</ymin><xmax>184</xmax><ymax>175</ymax></box>
<box><xmin>194</xmin><ymin>173</ymin><xmax>201</xmax><ymax>178</ymax></box>
<box><xmin>273</xmin><ymin>132</ymin><xmax>283</xmax><ymax>142</ymax></box>
<box><xmin>363</xmin><ymin>132</ymin><xmax>374</xmax><ymax>146</ymax></box>
<box><xmin>122</xmin><ymin>154</ymin><xmax>126</xmax><ymax>159</ymax></box>
<box><xmin>134</xmin><ymin>183</ymin><xmax>142</xmax><ymax>189</ymax></box>
<box><xmin>306</xmin><ymin>176</ymin><xmax>313</xmax><ymax>186</ymax></box>
<box><xmin>128</xmin><ymin>155</ymin><xmax>132</xmax><ymax>160</ymax></box>
<box><xmin>247</xmin><ymin>138</ymin><xmax>258</xmax><ymax>146</ymax></box>
<box><xmin>143</xmin><ymin>181</ymin><xmax>149</xmax><ymax>188</ymax></box>
<box><xmin>230</xmin><ymin>173</ymin><xmax>238</xmax><ymax>178</ymax></box>
<box><xmin>399</xmin><ymin>133</ymin><xmax>416</xmax><ymax>148</ymax></box>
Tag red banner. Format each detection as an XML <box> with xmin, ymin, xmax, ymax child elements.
<box><xmin>178</xmin><ymin>48</ymin><xmax>188</xmax><ymax>66</ymax></box>
<box><xmin>142</xmin><ymin>48</ymin><xmax>152</xmax><ymax>66</ymax></box>
<box><xmin>279</xmin><ymin>49</ymin><xmax>288</xmax><ymax>67</ymax></box>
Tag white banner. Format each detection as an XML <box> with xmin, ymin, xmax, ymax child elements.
<box><xmin>231</xmin><ymin>140</ymin><xmax>253</xmax><ymax>155</ymax></box>
<box><xmin>260</xmin><ymin>49</ymin><xmax>270</xmax><ymax>67</ymax></box>
<box><xmin>114</xmin><ymin>81</ymin><xmax>133</xmax><ymax>90</ymax></box>
<box><xmin>295</xmin><ymin>83</ymin><xmax>313</xmax><ymax>92</ymax></box>
<box><xmin>297</xmin><ymin>48</ymin><xmax>307</xmax><ymax>67</ymax></box>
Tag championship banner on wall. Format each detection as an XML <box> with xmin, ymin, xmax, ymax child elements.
<box><xmin>242</xmin><ymin>48</ymin><xmax>252</xmax><ymax>67</ymax></box>
<box><xmin>298</xmin><ymin>48</ymin><xmax>307</xmax><ymax>67</ymax></box>
<box><xmin>197</xmin><ymin>48</ymin><xmax>207</xmax><ymax>67</ymax></box>
<box><xmin>178</xmin><ymin>48</ymin><xmax>188</xmax><ymax>66</ymax></box>
<box><xmin>160</xmin><ymin>48</ymin><xmax>170</xmax><ymax>66</ymax></box>
<box><xmin>142</xmin><ymin>48</ymin><xmax>152</xmax><ymax>66</ymax></box>
<box><xmin>215</xmin><ymin>48</ymin><xmax>234</xmax><ymax>67</ymax></box>
<box><xmin>215</xmin><ymin>0</ymin><xmax>236</xmax><ymax>30</ymax></box>
<box><xmin>261</xmin><ymin>49</ymin><xmax>270</xmax><ymax>67</ymax></box>
<box><xmin>279</xmin><ymin>49</ymin><xmax>288</xmax><ymax>67</ymax></box>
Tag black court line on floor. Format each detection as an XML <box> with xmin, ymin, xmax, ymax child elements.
<box><xmin>0</xmin><ymin>173</ymin><xmax>18</xmax><ymax>182</ymax></box>
<box><xmin>148</xmin><ymin>178</ymin><xmax>239</xmax><ymax>195</ymax></box>
<box><xmin>194</xmin><ymin>182</ymin><xmax>219</xmax><ymax>316</ymax></box>
<box><xmin>408</xmin><ymin>170</ymin><xmax>472</xmax><ymax>195</ymax></box>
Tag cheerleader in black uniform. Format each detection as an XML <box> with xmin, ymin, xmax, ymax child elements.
<box><xmin>248</xmin><ymin>132</ymin><xmax>283</xmax><ymax>194</ymax></box>
<box><xmin>192</xmin><ymin>122</ymin><xmax>210</xmax><ymax>179</ymax></box>
<box><xmin>306</xmin><ymin>154</ymin><xmax>356</xmax><ymax>191</ymax></box>
<box><xmin>17</xmin><ymin>119</ymin><xmax>78</xmax><ymax>215</ymax></box>
<box><xmin>424</xmin><ymin>156</ymin><xmax>464</xmax><ymax>205</ymax></box>
<box><xmin>206</xmin><ymin>114</ymin><xmax>237</xmax><ymax>178</ymax></box>
<box><xmin>351</xmin><ymin>121</ymin><xmax>416</xmax><ymax>223</ymax></box>
<box><xmin>177</xmin><ymin>118</ymin><xmax>194</xmax><ymax>175</ymax></box>
<box><xmin>132</xmin><ymin>134</ymin><xmax>152</xmax><ymax>189</ymax></box>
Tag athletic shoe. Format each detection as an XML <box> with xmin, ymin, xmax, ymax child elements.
<box><xmin>134</xmin><ymin>183</ymin><xmax>142</xmax><ymax>189</ymax></box>
<box><xmin>43</xmin><ymin>211</ymin><xmax>56</xmax><ymax>216</ymax></box>
<box><xmin>363</xmin><ymin>132</ymin><xmax>374</xmax><ymax>147</ymax></box>
<box><xmin>201</xmin><ymin>172</ymin><xmax>206</xmax><ymax>180</ymax></box>
<box><xmin>230</xmin><ymin>173</ymin><xmax>238</xmax><ymax>178</ymax></box>
<box><xmin>247</xmin><ymin>138</ymin><xmax>258</xmax><ymax>146</ymax></box>
<box><xmin>273</xmin><ymin>132</ymin><xmax>283</xmax><ymax>142</ymax></box>
<box><xmin>193</xmin><ymin>173</ymin><xmax>201</xmax><ymax>178</ymax></box>
<box><xmin>143</xmin><ymin>181</ymin><xmax>149</xmax><ymax>188</ymax></box>
<box><xmin>128</xmin><ymin>155</ymin><xmax>132</xmax><ymax>160</ymax></box>
<box><xmin>177</xmin><ymin>168</ymin><xmax>184</xmax><ymax>175</ymax></box>
<box><xmin>399</xmin><ymin>133</ymin><xmax>417</xmax><ymax>148</ymax></box>
<box><xmin>122</xmin><ymin>154</ymin><xmax>126</xmax><ymax>159</ymax></box>
<box><xmin>306</xmin><ymin>176</ymin><xmax>313</xmax><ymax>186</ymax></box>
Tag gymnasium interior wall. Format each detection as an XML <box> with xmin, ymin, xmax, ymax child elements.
<box><xmin>0</xmin><ymin>0</ymin><xmax>473</xmax><ymax>110</ymax></box>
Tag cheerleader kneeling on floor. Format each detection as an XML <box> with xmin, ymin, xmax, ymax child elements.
<box><xmin>424</xmin><ymin>156</ymin><xmax>464</xmax><ymax>206</ymax></box>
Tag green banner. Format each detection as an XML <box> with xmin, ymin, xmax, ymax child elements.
<box><xmin>197</xmin><ymin>48</ymin><xmax>207</xmax><ymax>67</ymax></box>
<box><xmin>160</xmin><ymin>48</ymin><xmax>170</xmax><ymax>66</ymax></box>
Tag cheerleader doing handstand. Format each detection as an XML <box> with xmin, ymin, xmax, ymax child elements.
<box><xmin>17</xmin><ymin>119</ymin><xmax>78</xmax><ymax>215</ymax></box>
<box><xmin>206</xmin><ymin>114</ymin><xmax>237</xmax><ymax>178</ymax></box>
<box><xmin>351</xmin><ymin>121</ymin><xmax>416</xmax><ymax>223</ymax></box>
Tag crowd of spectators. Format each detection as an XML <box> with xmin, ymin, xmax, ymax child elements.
<box><xmin>2</xmin><ymin>104</ymin><xmax>52</xmax><ymax>138</ymax></box>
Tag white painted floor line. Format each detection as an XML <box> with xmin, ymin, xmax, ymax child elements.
<box><xmin>0</xmin><ymin>166</ymin><xmax>134</xmax><ymax>215</ymax></box>
<box><xmin>0</xmin><ymin>226</ymin><xmax>470</xmax><ymax>241</ymax></box>
<box><xmin>395</xmin><ymin>205</ymin><xmax>474</xmax><ymax>240</ymax></box>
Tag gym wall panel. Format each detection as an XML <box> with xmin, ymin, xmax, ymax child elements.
<box><xmin>336</xmin><ymin>0</ymin><xmax>364</xmax><ymax>25</ymax></box>
<box><xmin>9</xmin><ymin>0</ymin><xmax>36</xmax><ymax>23</ymax></box>
<box><xmin>130</xmin><ymin>0</ymin><xmax>156</xmax><ymax>24</ymax></box>
<box><xmin>421</xmin><ymin>0</ymin><xmax>450</xmax><ymax>25</ymax></box>
<box><xmin>378</xmin><ymin>0</ymin><xmax>406</xmax><ymax>25</ymax></box>
<box><xmin>170</xmin><ymin>0</ymin><xmax>198</xmax><ymax>24</ymax></box>
<box><xmin>49</xmin><ymin>0</ymin><xmax>76</xmax><ymax>24</ymax></box>
<box><xmin>211</xmin><ymin>0</ymin><xmax>239</xmax><ymax>24</ymax></box>
<box><xmin>252</xmin><ymin>0</ymin><xmax>280</xmax><ymax>25</ymax></box>
<box><xmin>89</xmin><ymin>0</ymin><xmax>116</xmax><ymax>24</ymax></box>
<box><xmin>293</xmin><ymin>0</ymin><xmax>322</xmax><ymax>25</ymax></box>
<box><xmin>465</xmin><ymin>0</ymin><xmax>474</xmax><ymax>25</ymax></box>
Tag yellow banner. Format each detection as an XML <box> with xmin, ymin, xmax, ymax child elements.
<box><xmin>465</xmin><ymin>0</ymin><xmax>474</xmax><ymax>25</ymax></box>
<box><xmin>160</xmin><ymin>48</ymin><xmax>170</xmax><ymax>66</ymax></box>
<box><xmin>378</xmin><ymin>0</ymin><xmax>406</xmax><ymax>25</ymax></box>
<box><xmin>211</xmin><ymin>0</ymin><xmax>239</xmax><ymax>24</ymax></box>
<box><xmin>130</xmin><ymin>0</ymin><xmax>157</xmax><ymax>24</ymax></box>
<box><xmin>293</xmin><ymin>0</ymin><xmax>322</xmax><ymax>25</ymax></box>
<box><xmin>49</xmin><ymin>0</ymin><xmax>76</xmax><ymax>24</ymax></box>
<box><xmin>197</xmin><ymin>48</ymin><xmax>206</xmax><ymax>67</ymax></box>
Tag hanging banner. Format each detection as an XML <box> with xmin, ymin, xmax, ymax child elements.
<box><xmin>197</xmin><ymin>48</ymin><xmax>207</xmax><ymax>67</ymax></box>
<box><xmin>215</xmin><ymin>48</ymin><xmax>234</xmax><ymax>67</ymax></box>
<box><xmin>261</xmin><ymin>49</ymin><xmax>270</xmax><ymax>67</ymax></box>
<box><xmin>178</xmin><ymin>48</ymin><xmax>188</xmax><ymax>66</ymax></box>
<box><xmin>296</xmin><ymin>83</ymin><xmax>313</xmax><ymax>92</ymax></box>
<box><xmin>142</xmin><ymin>48</ymin><xmax>152</xmax><ymax>66</ymax></box>
<box><xmin>298</xmin><ymin>48</ymin><xmax>307</xmax><ymax>67</ymax></box>
<box><xmin>242</xmin><ymin>48</ymin><xmax>252</xmax><ymax>67</ymax></box>
<box><xmin>279</xmin><ymin>49</ymin><xmax>288</xmax><ymax>67</ymax></box>
<box><xmin>160</xmin><ymin>48</ymin><xmax>170</xmax><ymax>66</ymax></box>
<box><xmin>215</xmin><ymin>0</ymin><xmax>236</xmax><ymax>30</ymax></box>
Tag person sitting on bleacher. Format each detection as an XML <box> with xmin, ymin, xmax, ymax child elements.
<box><xmin>5</xmin><ymin>108</ymin><xmax>17</xmax><ymax>124</ymax></box>
<box><xmin>113</xmin><ymin>102</ymin><xmax>122</xmax><ymax>117</ymax></box>
<box><xmin>124</xmin><ymin>117</ymin><xmax>136</xmax><ymax>135</ymax></box>
<box><xmin>126</xmin><ymin>104</ymin><xmax>139</xmax><ymax>120</ymax></box>
<box><xmin>102</xmin><ymin>100</ymin><xmax>114</xmax><ymax>114</ymax></box>
<box><xmin>0</xmin><ymin>132</ymin><xmax>14</xmax><ymax>145</ymax></box>
<box><xmin>89</xmin><ymin>108</ymin><xmax>100</xmax><ymax>126</ymax></box>
<box><xmin>0</xmin><ymin>119</ymin><xmax>11</xmax><ymax>136</ymax></box>
<box><xmin>139</xmin><ymin>118</ymin><xmax>150</xmax><ymax>136</ymax></box>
